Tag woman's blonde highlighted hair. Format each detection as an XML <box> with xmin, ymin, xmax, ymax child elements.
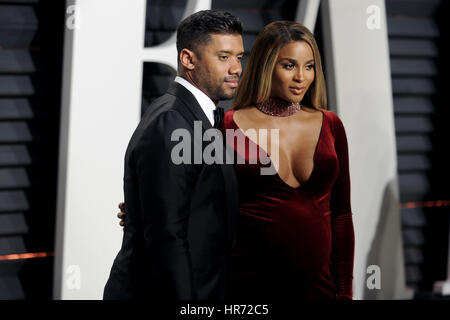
<box><xmin>232</xmin><ymin>21</ymin><xmax>327</xmax><ymax>110</ymax></box>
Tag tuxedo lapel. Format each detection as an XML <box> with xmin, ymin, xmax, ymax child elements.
<box><xmin>167</xmin><ymin>82</ymin><xmax>212</xmax><ymax>131</ymax></box>
<box><xmin>166</xmin><ymin>81</ymin><xmax>239</xmax><ymax>248</ymax></box>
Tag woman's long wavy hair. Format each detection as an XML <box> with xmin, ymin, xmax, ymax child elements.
<box><xmin>232</xmin><ymin>21</ymin><xmax>327</xmax><ymax>110</ymax></box>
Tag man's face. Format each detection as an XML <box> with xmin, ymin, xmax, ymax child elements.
<box><xmin>191</xmin><ymin>34</ymin><xmax>244</xmax><ymax>103</ymax></box>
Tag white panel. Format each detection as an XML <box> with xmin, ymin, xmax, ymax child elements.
<box><xmin>295</xmin><ymin>0</ymin><xmax>321</xmax><ymax>32</ymax></box>
<box><xmin>54</xmin><ymin>0</ymin><xmax>147</xmax><ymax>299</ymax></box>
<box><xmin>55</xmin><ymin>0</ymin><xmax>213</xmax><ymax>301</ymax></box>
<box><xmin>321</xmin><ymin>0</ymin><xmax>413</xmax><ymax>300</ymax></box>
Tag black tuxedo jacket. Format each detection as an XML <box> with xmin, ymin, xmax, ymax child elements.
<box><xmin>103</xmin><ymin>82</ymin><xmax>239</xmax><ymax>300</ymax></box>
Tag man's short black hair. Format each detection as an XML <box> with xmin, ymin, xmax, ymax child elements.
<box><xmin>176</xmin><ymin>10</ymin><xmax>243</xmax><ymax>56</ymax></box>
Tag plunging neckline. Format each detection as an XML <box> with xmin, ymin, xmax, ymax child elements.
<box><xmin>230</xmin><ymin>108</ymin><xmax>325</xmax><ymax>189</ymax></box>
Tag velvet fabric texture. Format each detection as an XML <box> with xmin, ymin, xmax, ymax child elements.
<box><xmin>223</xmin><ymin>108</ymin><xmax>355</xmax><ymax>300</ymax></box>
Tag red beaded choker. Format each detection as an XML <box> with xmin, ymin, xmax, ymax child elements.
<box><xmin>255</xmin><ymin>97</ymin><xmax>302</xmax><ymax>117</ymax></box>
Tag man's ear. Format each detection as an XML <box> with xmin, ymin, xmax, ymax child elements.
<box><xmin>179</xmin><ymin>48</ymin><xmax>197</xmax><ymax>71</ymax></box>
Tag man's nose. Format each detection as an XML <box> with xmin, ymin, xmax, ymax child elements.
<box><xmin>229</xmin><ymin>58</ymin><xmax>242</xmax><ymax>75</ymax></box>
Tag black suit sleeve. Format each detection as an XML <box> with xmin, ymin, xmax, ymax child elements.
<box><xmin>133</xmin><ymin>110</ymin><xmax>199</xmax><ymax>299</ymax></box>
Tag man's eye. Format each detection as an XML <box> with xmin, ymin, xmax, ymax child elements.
<box><xmin>219</xmin><ymin>56</ymin><xmax>228</xmax><ymax>60</ymax></box>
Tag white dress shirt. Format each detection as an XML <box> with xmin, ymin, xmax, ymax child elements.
<box><xmin>174</xmin><ymin>76</ymin><xmax>216</xmax><ymax>126</ymax></box>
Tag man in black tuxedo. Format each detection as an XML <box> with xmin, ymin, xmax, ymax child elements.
<box><xmin>103</xmin><ymin>10</ymin><xmax>244</xmax><ymax>300</ymax></box>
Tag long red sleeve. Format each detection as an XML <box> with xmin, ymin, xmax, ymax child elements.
<box><xmin>329</xmin><ymin>113</ymin><xmax>355</xmax><ymax>299</ymax></box>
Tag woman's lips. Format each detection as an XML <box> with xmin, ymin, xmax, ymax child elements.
<box><xmin>289</xmin><ymin>87</ymin><xmax>305</xmax><ymax>95</ymax></box>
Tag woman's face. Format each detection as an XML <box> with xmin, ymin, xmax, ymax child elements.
<box><xmin>270</xmin><ymin>41</ymin><xmax>315</xmax><ymax>103</ymax></box>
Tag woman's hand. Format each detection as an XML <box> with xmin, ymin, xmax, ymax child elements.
<box><xmin>117</xmin><ymin>202</ymin><xmax>125</xmax><ymax>227</ymax></box>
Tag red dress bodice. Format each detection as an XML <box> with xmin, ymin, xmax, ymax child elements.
<box><xmin>223</xmin><ymin>108</ymin><xmax>355</xmax><ymax>300</ymax></box>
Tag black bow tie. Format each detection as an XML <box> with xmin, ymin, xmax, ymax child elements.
<box><xmin>213</xmin><ymin>107</ymin><xmax>224</xmax><ymax>129</ymax></box>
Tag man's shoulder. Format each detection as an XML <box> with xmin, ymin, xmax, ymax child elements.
<box><xmin>142</xmin><ymin>92</ymin><xmax>176</xmax><ymax>119</ymax></box>
<box><xmin>140</xmin><ymin>93</ymin><xmax>190</xmax><ymax>126</ymax></box>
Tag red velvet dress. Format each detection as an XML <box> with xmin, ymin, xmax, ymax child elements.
<box><xmin>223</xmin><ymin>108</ymin><xmax>355</xmax><ymax>300</ymax></box>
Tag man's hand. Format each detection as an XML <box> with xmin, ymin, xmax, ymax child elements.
<box><xmin>117</xmin><ymin>202</ymin><xmax>125</xmax><ymax>227</ymax></box>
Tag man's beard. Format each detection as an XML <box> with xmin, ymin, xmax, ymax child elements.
<box><xmin>211</xmin><ymin>82</ymin><xmax>237</xmax><ymax>101</ymax></box>
<box><xmin>193</xmin><ymin>71</ymin><xmax>239</xmax><ymax>102</ymax></box>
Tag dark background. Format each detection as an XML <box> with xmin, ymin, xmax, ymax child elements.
<box><xmin>0</xmin><ymin>0</ymin><xmax>448</xmax><ymax>299</ymax></box>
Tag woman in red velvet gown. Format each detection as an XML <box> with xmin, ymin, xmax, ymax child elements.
<box><xmin>222</xmin><ymin>21</ymin><xmax>355</xmax><ymax>300</ymax></box>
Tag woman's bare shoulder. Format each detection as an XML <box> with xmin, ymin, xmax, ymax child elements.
<box><xmin>234</xmin><ymin>106</ymin><xmax>258</xmax><ymax>120</ymax></box>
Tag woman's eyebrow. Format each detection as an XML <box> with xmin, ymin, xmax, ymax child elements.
<box><xmin>278</xmin><ymin>57</ymin><xmax>315</xmax><ymax>64</ymax></box>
